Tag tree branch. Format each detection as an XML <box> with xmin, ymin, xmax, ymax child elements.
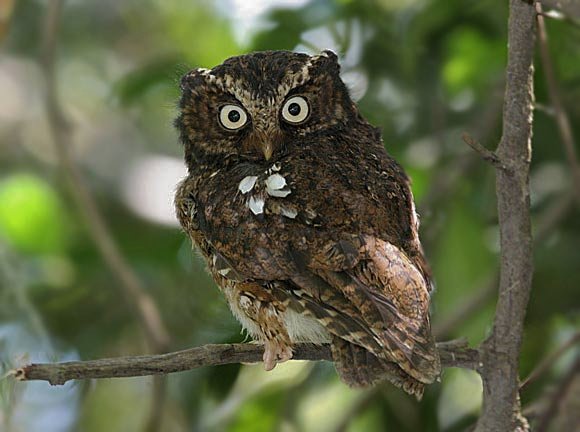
<box><xmin>474</xmin><ymin>1</ymin><xmax>536</xmax><ymax>431</ymax></box>
<box><xmin>535</xmin><ymin>356</ymin><xmax>580</xmax><ymax>432</ymax></box>
<box><xmin>462</xmin><ymin>133</ymin><xmax>507</xmax><ymax>170</ymax></box>
<box><xmin>11</xmin><ymin>341</ymin><xmax>479</xmax><ymax>386</ymax></box>
<box><xmin>520</xmin><ymin>331</ymin><xmax>580</xmax><ymax>391</ymax></box>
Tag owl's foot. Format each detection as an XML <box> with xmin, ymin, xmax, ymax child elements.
<box><xmin>232</xmin><ymin>284</ymin><xmax>294</xmax><ymax>371</ymax></box>
<box><xmin>263</xmin><ymin>339</ymin><xmax>293</xmax><ymax>371</ymax></box>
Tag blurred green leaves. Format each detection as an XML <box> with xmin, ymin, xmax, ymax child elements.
<box><xmin>442</xmin><ymin>27</ymin><xmax>504</xmax><ymax>95</ymax></box>
<box><xmin>153</xmin><ymin>0</ymin><xmax>239</xmax><ymax>66</ymax></box>
<box><xmin>0</xmin><ymin>174</ymin><xmax>70</xmax><ymax>254</ymax></box>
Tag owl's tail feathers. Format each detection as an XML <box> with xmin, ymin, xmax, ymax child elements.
<box><xmin>330</xmin><ymin>337</ymin><xmax>426</xmax><ymax>399</ymax></box>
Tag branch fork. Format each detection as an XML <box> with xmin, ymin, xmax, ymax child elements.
<box><xmin>462</xmin><ymin>133</ymin><xmax>510</xmax><ymax>171</ymax></box>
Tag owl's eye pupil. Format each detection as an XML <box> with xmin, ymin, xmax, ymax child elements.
<box><xmin>281</xmin><ymin>96</ymin><xmax>309</xmax><ymax>124</ymax></box>
<box><xmin>288</xmin><ymin>103</ymin><xmax>301</xmax><ymax>116</ymax></box>
<box><xmin>228</xmin><ymin>110</ymin><xmax>241</xmax><ymax>122</ymax></box>
<box><xmin>219</xmin><ymin>104</ymin><xmax>248</xmax><ymax>130</ymax></box>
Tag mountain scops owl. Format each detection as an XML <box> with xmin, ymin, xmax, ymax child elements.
<box><xmin>174</xmin><ymin>50</ymin><xmax>441</xmax><ymax>397</ymax></box>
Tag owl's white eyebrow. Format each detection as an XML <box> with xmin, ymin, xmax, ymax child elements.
<box><xmin>196</xmin><ymin>68</ymin><xmax>213</xmax><ymax>76</ymax></box>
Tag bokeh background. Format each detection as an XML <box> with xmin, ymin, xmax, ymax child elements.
<box><xmin>1</xmin><ymin>0</ymin><xmax>579</xmax><ymax>431</ymax></box>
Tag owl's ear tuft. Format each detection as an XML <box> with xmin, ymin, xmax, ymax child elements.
<box><xmin>311</xmin><ymin>50</ymin><xmax>340</xmax><ymax>74</ymax></box>
<box><xmin>320</xmin><ymin>49</ymin><xmax>339</xmax><ymax>62</ymax></box>
<box><xmin>179</xmin><ymin>68</ymin><xmax>214</xmax><ymax>92</ymax></box>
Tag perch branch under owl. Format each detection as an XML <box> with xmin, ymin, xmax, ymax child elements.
<box><xmin>12</xmin><ymin>340</ymin><xmax>479</xmax><ymax>386</ymax></box>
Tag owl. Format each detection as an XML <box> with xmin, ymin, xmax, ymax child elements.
<box><xmin>174</xmin><ymin>50</ymin><xmax>440</xmax><ymax>398</ymax></box>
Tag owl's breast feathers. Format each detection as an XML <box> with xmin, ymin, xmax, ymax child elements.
<box><xmin>178</xmin><ymin>143</ymin><xmax>430</xmax><ymax>285</ymax></box>
<box><xmin>175</xmin><ymin>142</ymin><xmax>440</xmax><ymax>396</ymax></box>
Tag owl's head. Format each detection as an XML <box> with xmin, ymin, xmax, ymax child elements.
<box><xmin>176</xmin><ymin>50</ymin><xmax>358</xmax><ymax>168</ymax></box>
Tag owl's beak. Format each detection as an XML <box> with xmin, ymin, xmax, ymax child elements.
<box><xmin>243</xmin><ymin>129</ymin><xmax>281</xmax><ymax>162</ymax></box>
<box><xmin>262</xmin><ymin>142</ymin><xmax>273</xmax><ymax>161</ymax></box>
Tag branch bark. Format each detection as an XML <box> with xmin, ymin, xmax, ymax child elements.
<box><xmin>462</xmin><ymin>133</ymin><xmax>507</xmax><ymax>170</ymax></box>
<box><xmin>12</xmin><ymin>341</ymin><xmax>479</xmax><ymax>386</ymax></box>
<box><xmin>474</xmin><ymin>1</ymin><xmax>536</xmax><ymax>431</ymax></box>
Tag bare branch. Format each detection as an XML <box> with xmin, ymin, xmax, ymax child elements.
<box><xmin>535</xmin><ymin>356</ymin><xmax>580</xmax><ymax>432</ymax></box>
<box><xmin>474</xmin><ymin>0</ymin><xmax>536</xmax><ymax>431</ymax></box>
<box><xmin>462</xmin><ymin>133</ymin><xmax>507</xmax><ymax>170</ymax></box>
<box><xmin>12</xmin><ymin>341</ymin><xmax>479</xmax><ymax>386</ymax></box>
<box><xmin>539</xmin><ymin>0</ymin><xmax>580</xmax><ymax>25</ymax></box>
<box><xmin>520</xmin><ymin>331</ymin><xmax>580</xmax><ymax>391</ymax></box>
<box><xmin>536</xmin><ymin>2</ymin><xmax>580</xmax><ymax>205</ymax></box>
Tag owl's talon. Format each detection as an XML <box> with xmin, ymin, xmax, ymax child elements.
<box><xmin>263</xmin><ymin>340</ymin><xmax>293</xmax><ymax>371</ymax></box>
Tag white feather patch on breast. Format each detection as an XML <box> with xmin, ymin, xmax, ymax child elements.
<box><xmin>228</xmin><ymin>299</ymin><xmax>261</xmax><ymax>339</ymax></box>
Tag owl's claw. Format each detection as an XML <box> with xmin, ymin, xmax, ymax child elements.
<box><xmin>263</xmin><ymin>340</ymin><xmax>293</xmax><ymax>371</ymax></box>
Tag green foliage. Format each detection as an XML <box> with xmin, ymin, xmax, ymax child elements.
<box><xmin>442</xmin><ymin>27</ymin><xmax>504</xmax><ymax>95</ymax></box>
<box><xmin>0</xmin><ymin>174</ymin><xmax>70</xmax><ymax>254</ymax></box>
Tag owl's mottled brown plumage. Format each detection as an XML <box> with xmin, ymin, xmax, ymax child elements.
<box><xmin>174</xmin><ymin>50</ymin><xmax>441</xmax><ymax>397</ymax></box>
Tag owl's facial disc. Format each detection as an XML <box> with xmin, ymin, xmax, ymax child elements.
<box><xmin>177</xmin><ymin>50</ymin><xmax>355</xmax><ymax>166</ymax></box>
<box><xmin>239</xmin><ymin>96</ymin><xmax>311</xmax><ymax>162</ymax></box>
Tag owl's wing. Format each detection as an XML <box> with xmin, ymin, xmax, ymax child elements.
<box><xmin>283</xmin><ymin>234</ymin><xmax>440</xmax><ymax>385</ymax></box>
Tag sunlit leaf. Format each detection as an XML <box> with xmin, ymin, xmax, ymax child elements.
<box><xmin>442</xmin><ymin>27</ymin><xmax>504</xmax><ymax>95</ymax></box>
<box><xmin>154</xmin><ymin>0</ymin><xmax>239</xmax><ymax>66</ymax></box>
<box><xmin>0</xmin><ymin>174</ymin><xmax>70</xmax><ymax>254</ymax></box>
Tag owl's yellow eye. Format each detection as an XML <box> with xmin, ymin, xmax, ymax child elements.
<box><xmin>281</xmin><ymin>96</ymin><xmax>309</xmax><ymax>124</ymax></box>
<box><xmin>219</xmin><ymin>105</ymin><xmax>248</xmax><ymax>130</ymax></box>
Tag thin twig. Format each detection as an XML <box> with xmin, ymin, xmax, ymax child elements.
<box><xmin>538</xmin><ymin>1</ymin><xmax>580</xmax><ymax>27</ymax></box>
<box><xmin>520</xmin><ymin>331</ymin><xmax>580</xmax><ymax>391</ymax></box>
<box><xmin>11</xmin><ymin>341</ymin><xmax>480</xmax><ymax>386</ymax></box>
<box><xmin>536</xmin><ymin>2</ymin><xmax>580</xmax><ymax>205</ymax></box>
<box><xmin>418</xmin><ymin>83</ymin><xmax>503</xmax><ymax>216</ymax></box>
<box><xmin>534</xmin><ymin>356</ymin><xmax>580</xmax><ymax>432</ymax></box>
<box><xmin>462</xmin><ymin>133</ymin><xmax>507</xmax><ymax>170</ymax></box>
